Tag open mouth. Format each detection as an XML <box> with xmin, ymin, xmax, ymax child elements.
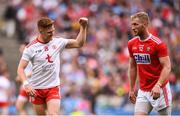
<box><xmin>133</xmin><ymin>30</ymin><xmax>138</xmax><ymax>35</ymax></box>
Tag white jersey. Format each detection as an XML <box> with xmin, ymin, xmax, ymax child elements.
<box><xmin>21</xmin><ymin>37</ymin><xmax>68</xmax><ymax>89</ymax></box>
<box><xmin>0</xmin><ymin>76</ymin><xmax>10</xmax><ymax>102</ymax></box>
<box><xmin>25</xmin><ymin>62</ymin><xmax>32</xmax><ymax>77</ymax></box>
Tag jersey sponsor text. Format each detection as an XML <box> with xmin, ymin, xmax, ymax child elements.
<box><xmin>133</xmin><ymin>53</ymin><xmax>151</xmax><ymax>64</ymax></box>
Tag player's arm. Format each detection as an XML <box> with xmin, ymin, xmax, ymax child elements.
<box><xmin>128</xmin><ymin>57</ymin><xmax>137</xmax><ymax>91</ymax></box>
<box><xmin>128</xmin><ymin>57</ymin><xmax>137</xmax><ymax>104</ymax></box>
<box><xmin>156</xmin><ymin>56</ymin><xmax>171</xmax><ymax>87</ymax></box>
<box><xmin>17</xmin><ymin>59</ymin><xmax>29</xmax><ymax>84</ymax></box>
<box><xmin>65</xmin><ymin>17</ymin><xmax>88</xmax><ymax>48</ymax></box>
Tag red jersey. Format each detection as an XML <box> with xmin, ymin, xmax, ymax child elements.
<box><xmin>128</xmin><ymin>34</ymin><xmax>169</xmax><ymax>91</ymax></box>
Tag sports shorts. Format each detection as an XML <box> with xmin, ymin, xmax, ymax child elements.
<box><xmin>135</xmin><ymin>82</ymin><xmax>172</xmax><ymax>113</ymax></box>
<box><xmin>17</xmin><ymin>87</ymin><xmax>28</xmax><ymax>102</ymax></box>
<box><xmin>29</xmin><ymin>86</ymin><xmax>60</xmax><ymax>105</ymax></box>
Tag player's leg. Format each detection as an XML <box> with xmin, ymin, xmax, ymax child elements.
<box><xmin>47</xmin><ymin>99</ymin><xmax>60</xmax><ymax>115</ymax></box>
<box><xmin>46</xmin><ymin>86</ymin><xmax>61</xmax><ymax>115</ymax></box>
<box><xmin>30</xmin><ymin>89</ymin><xmax>47</xmax><ymax>115</ymax></box>
<box><xmin>33</xmin><ymin>104</ymin><xmax>46</xmax><ymax>115</ymax></box>
<box><xmin>158</xmin><ymin>106</ymin><xmax>171</xmax><ymax>115</ymax></box>
<box><xmin>157</xmin><ymin>83</ymin><xmax>172</xmax><ymax>115</ymax></box>
<box><xmin>135</xmin><ymin>102</ymin><xmax>153</xmax><ymax>115</ymax></box>
<box><xmin>135</xmin><ymin>89</ymin><xmax>153</xmax><ymax>115</ymax></box>
<box><xmin>16</xmin><ymin>88</ymin><xmax>28</xmax><ymax>115</ymax></box>
<box><xmin>16</xmin><ymin>97</ymin><xmax>27</xmax><ymax>115</ymax></box>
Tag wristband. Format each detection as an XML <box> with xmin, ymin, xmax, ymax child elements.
<box><xmin>155</xmin><ymin>82</ymin><xmax>162</xmax><ymax>88</ymax></box>
<box><xmin>23</xmin><ymin>80</ymin><xmax>29</xmax><ymax>86</ymax></box>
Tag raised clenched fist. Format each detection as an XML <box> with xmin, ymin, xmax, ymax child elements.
<box><xmin>79</xmin><ymin>17</ymin><xmax>88</xmax><ymax>28</ymax></box>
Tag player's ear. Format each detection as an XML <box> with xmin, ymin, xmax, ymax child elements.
<box><xmin>143</xmin><ymin>21</ymin><xmax>148</xmax><ymax>27</ymax></box>
<box><xmin>39</xmin><ymin>28</ymin><xmax>44</xmax><ymax>34</ymax></box>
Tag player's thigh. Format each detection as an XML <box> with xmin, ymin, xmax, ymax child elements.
<box><xmin>135</xmin><ymin>101</ymin><xmax>153</xmax><ymax>115</ymax></box>
<box><xmin>47</xmin><ymin>99</ymin><xmax>60</xmax><ymax>115</ymax></box>
<box><xmin>33</xmin><ymin>104</ymin><xmax>46</xmax><ymax>115</ymax></box>
<box><xmin>16</xmin><ymin>96</ymin><xmax>28</xmax><ymax>109</ymax></box>
<box><xmin>135</xmin><ymin>89</ymin><xmax>153</xmax><ymax>115</ymax></box>
<box><xmin>16</xmin><ymin>99</ymin><xmax>26</xmax><ymax>110</ymax></box>
<box><xmin>158</xmin><ymin>106</ymin><xmax>171</xmax><ymax>116</ymax></box>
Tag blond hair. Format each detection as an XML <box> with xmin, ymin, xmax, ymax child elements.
<box><xmin>131</xmin><ymin>12</ymin><xmax>150</xmax><ymax>24</ymax></box>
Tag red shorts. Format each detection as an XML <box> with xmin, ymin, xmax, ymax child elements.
<box><xmin>19</xmin><ymin>87</ymin><xmax>28</xmax><ymax>98</ymax></box>
<box><xmin>29</xmin><ymin>86</ymin><xmax>60</xmax><ymax>105</ymax></box>
<box><xmin>17</xmin><ymin>87</ymin><xmax>29</xmax><ymax>102</ymax></box>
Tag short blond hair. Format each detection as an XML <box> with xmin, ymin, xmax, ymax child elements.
<box><xmin>131</xmin><ymin>12</ymin><xmax>149</xmax><ymax>24</ymax></box>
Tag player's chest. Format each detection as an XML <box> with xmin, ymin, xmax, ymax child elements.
<box><xmin>33</xmin><ymin>45</ymin><xmax>59</xmax><ymax>62</ymax></box>
<box><xmin>131</xmin><ymin>43</ymin><xmax>156</xmax><ymax>64</ymax></box>
<box><xmin>131</xmin><ymin>43</ymin><xmax>156</xmax><ymax>55</ymax></box>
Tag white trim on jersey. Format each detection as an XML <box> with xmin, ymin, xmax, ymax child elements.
<box><xmin>150</xmin><ymin>35</ymin><xmax>162</xmax><ymax>44</ymax></box>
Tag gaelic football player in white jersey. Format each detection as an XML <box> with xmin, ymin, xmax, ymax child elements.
<box><xmin>17</xmin><ymin>17</ymin><xmax>88</xmax><ymax>115</ymax></box>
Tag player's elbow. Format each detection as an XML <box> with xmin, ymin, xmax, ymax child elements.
<box><xmin>164</xmin><ymin>63</ymin><xmax>171</xmax><ymax>74</ymax></box>
<box><xmin>17</xmin><ymin>67</ymin><xmax>23</xmax><ymax>76</ymax></box>
<box><xmin>77</xmin><ymin>41</ymin><xmax>85</xmax><ymax>48</ymax></box>
<box><xmin>79</xmin><ymin>42</ymin><xmax>84</xmax><ymax>47</ymax></box>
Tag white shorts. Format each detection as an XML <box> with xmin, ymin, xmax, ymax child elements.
<box><xmin>135</xmin><ymin>82</ymin><xmax>172</xmax><ymax>113</ymax></box>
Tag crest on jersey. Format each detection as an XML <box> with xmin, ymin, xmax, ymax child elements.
<box><xmin>139</xmin><ymin>45</ymin><xmax>144</xmax><ymax>51</ymax></box>
<box><xmin>44</xmin><ymin>46</ymin><xmax>49</xmax><ymax>51</ymax></box>
<box><xmin>146</xmin><ymin>47</ymin><xmax>150</xmax><ymax>52</ymax></box>
<box><xmin>52</xmin><ymin>45</ymin><xmax>57</xmax><ymax>49</ymax></box>
<box><xmin>133</xmin><ymin>53</ymin><xmax>151</xmax><ymax>64</ymax></box>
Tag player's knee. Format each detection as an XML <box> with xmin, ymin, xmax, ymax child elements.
<box><xmin>15</xmin><ymin>101</ymin><xmax>22</xmax><ymax>110</ymax></box>
<box><xmin>158</xmin><ymin>106</ymin><xmax>171</xmax><ymax>115</ymax></box>
<box><xmin>47</xmin><ymin>109</ymin><xmax>59</xmax><ymax>115</ymax></box>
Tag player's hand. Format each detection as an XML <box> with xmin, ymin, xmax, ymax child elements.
<box><xmin>151</xmin><ymin>84</ymin><xmax>161</xmax><ymax>100</ymax></box>
<box><xmin>15</xmin><ymin>76</ymin><xmax>21</xmax><ymax>82</ymax></box>
<box><xmin>129</xmin><ymin>91</ymin><xmax>136</xmax><ymax>104</ymax></box>
<box><xmin>23</xmin><ymin>82</ymin><xmax>36</xmax><ymax>97</ymax></box>
<box><xmin>79</xmin><ymin>17</ymin><xmax>88</xmax><ymax>28</ymax></box>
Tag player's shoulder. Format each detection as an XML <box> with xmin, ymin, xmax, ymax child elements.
<box><xmin>26</xmin><ymin>39</ymin><xmax>38</xmax><ymax>48</ymax></box>
<box><xmin>128</xmin><ymin>36</ymin><xmax>139</xmax><ymax>45</ymax></box>
<box><xmin>149</xmin><ymin>34</ymin><xmax>163</xmax><ymax>45</ymax></box>
<box><xmin>53</xmin><ymin>36</ymin><xmax>69</xmax><ymax>44</ymax></box>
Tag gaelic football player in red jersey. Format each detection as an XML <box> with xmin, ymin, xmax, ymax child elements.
<box><xmin>128</xmin><ymin>12</ymin><xmax>172</xmax><ymax>115</ymax></box>
<box><xmin>17</xmin><ymin>17</ymin><xmax>88</xmax><ymax>115</ymax></box>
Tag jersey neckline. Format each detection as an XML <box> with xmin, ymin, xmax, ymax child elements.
<box><xmin>36</xmin><ymin>36</ymin><xmax>52</xmax><ymax>44</ymax></box>
<box><xmin>138</xmin><ymin>34</ymin><xmax>152</xmax><ymax>42</ymax></box>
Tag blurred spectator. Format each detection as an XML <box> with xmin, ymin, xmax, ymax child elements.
<box><xmin>0</xmin><ymin>48</ymin><xmax>11</xmax><ymax>115</ymax></box>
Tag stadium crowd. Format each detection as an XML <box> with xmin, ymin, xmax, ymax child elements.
<box><xmin>0</xmin><ymin>0</ymin><xmax>179</xmax><ymax>115</ymax></box>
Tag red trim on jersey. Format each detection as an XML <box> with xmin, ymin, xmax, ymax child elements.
<box><xmin>26</xmin><ymin>39</ymin><xmax>38</xmax><ymax>48</ymax></box>
<box><xmin>37</xmin><ymin>38</ymin><xmax>47</xmax><ymax>44</ymax></box>
<box><xmin>36</xmin><ymin>36</ymin><xmax>52</xmax><ymax>44</ymax></box>
<box><xmin>162</xmin><ymin>86</ymin><xmax>169</xmax><ymax>107</ymax></box>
